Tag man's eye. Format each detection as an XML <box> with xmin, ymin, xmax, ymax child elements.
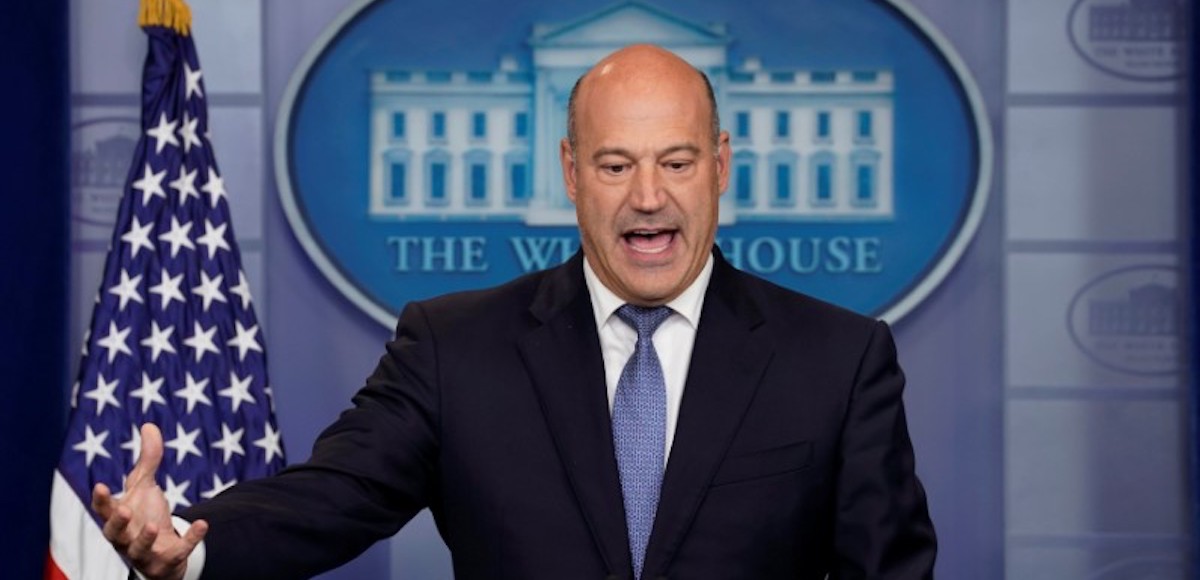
<box><xmin>603</xmin><ymin>164</ymin><xmax>629</xmax><ymax>175</ymax></box>
<box><xmin>665</xmin><ymin>161</ymin><xmax>691</xmax><ymax>172</ymax></box>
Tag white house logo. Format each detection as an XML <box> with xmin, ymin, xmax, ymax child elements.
<box><xmin>1067</xmin><ymin>265</ymin><xmax>1179</xmax><ymax>375</ymax></box>
<box><xmin>277</xmin><ymin>0</ymin><xmax>991</xmax><ymax>327</ymax></box>
<box><xmin>72</xmin><ymin>118</ymin><xmax>141</xmax><ymax>228</ymax></box>
<box><xmin>1068</xmin><ymin>0</ymin><xmax>1187</xmax><ymax>81</ymax></box>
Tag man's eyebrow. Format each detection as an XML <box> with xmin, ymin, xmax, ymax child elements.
<box><xmin>590</xmin><ymin>143</ymin><xmax>701</xmax><ymax>163</ymax></box>
<box><xmin>591</xmin><ymin>147</ymin><xmax>635</xmax><ymax>162</ymax></box>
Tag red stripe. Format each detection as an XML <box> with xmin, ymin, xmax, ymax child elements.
<box><xmin>44</xmin><ymin>550</ymin><xmax>69</xmax><ymax>580</ymax></box>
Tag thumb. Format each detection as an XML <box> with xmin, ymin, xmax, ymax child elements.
<box><xmin>129</xmin><ymin>422</ymin><xmax>165</xmax><ymax>487</ymax></box>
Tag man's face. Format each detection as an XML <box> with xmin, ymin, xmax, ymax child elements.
<box><xmin>561</xmin><ymin>55</ymin><xmax>730</xmax><ymax>306</ymax></box>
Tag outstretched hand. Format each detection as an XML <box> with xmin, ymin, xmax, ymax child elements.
<box><xmin>91</xmin><ymin>423</ymin><xmax>208</xmax><ymax>580</ymax></box>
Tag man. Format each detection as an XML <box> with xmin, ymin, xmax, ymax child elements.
<box><xmin>94</xmin><ymin>44</ymin><xmax>936</xmax><ymax>579</ymax></box>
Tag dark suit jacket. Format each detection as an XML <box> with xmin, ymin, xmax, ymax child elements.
<box><xmin>182</xmin><ymin>250</ymin><xmax>936</xmax><ymax>579</ymax></box>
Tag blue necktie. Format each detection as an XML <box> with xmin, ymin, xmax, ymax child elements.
<box><xmin>612</xmin><ymin>304</ymin><xmax>672</xmax><ymax>580</ymax></box>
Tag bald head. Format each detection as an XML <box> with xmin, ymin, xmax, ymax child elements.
<box><xmin>566</xmin><ymin>44</ymin><xmax>720</xmax><ymax>155</ymax></box>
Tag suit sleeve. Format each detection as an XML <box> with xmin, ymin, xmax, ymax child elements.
<box><xmin>832</xmin><ymin>321</ymin><xmax>937</xmax><ymax>579</ymax></box>
<box><xmin>179</xmin><ymin>302</ymin><xmax>442</xmax><ymax>579</ymax></box>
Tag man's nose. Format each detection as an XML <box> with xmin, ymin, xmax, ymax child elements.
<box><xmin>628</xmin><ymin>164</ymin><xmax>666</xmax><ymax>212</ymax></box>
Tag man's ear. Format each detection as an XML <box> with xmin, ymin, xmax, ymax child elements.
<box><xmin>715</xmin><ymin>130</ymin><xmax>732</xmax><ymax>195</ymax></box>
<box><xmin>560</xmin><ymin>138</ymin><xmax>578</xmax><ymax>203</ymax></box>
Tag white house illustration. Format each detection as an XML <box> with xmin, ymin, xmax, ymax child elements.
<box><xmin>367</xmin><ymin>1</ymin><xmax>894</xmax><ymax>225</ymax></box>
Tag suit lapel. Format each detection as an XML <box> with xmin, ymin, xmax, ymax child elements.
<box><xmin>517</xmin><ymin>253</ymin><xmax>632</xmax><ymax>576</ymax></box>
<box><xmin>643</xmin><ymin>253</ymin><xmax>775</xmax><ymax>577</ymax></box>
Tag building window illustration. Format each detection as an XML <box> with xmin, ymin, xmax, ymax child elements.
<box><xmin>812</xmin><ymin>71</ymin><xmax>837</xmax><ymax>83</ymax></box>
<box><xmin>430</xmin><ymin>111</ymin><xmax>447</xmax><ymax>142</ymax></box>
<box><xmin>506</xmin><ymin>150</ymin><xmax>531</xmax><ymax>206</ymax></box>
<box><xmin>775</xmin><ymin>111</ymin><xmax>790</xmax><ymax>140</ymax></box>
<box><xmin>851</xmin><ymin>149</ymin><xmax>880</xmax><ymax>207</ymax></box>
<box><xmin>1090</xmin><ymin>1</ymin><xmax>1184</xmax><ymax>42</ymax></box>
<box><xmin>465</xmin><ymin>149</ymin><xmax>490</xmax><ymax>206</ymax></box>
<box><xmin>384</xmin><ymin>148</ymin><xmax>411</xmax><ymax>206</ymax></box>
<box><xmin>734</xmin><ymin>151</ymin><xmax>757</xmax><ymax>207</ymax></box>
<box><xmin>513</xmin><ymin>112</ymin><xmax>529</xmax><ymax>140</ymax></box>
<box><xmin>392</xmin><ymin>112</ymin><xmax>406</xmax><ymax>140</ymax></box>
<box><xmin>735</xmin><ymin>111</ymin><xmax>751</xmax><ymax>140</ymax></box>
<box><xmin>810</xmin><ymin>151</ymin><xmax>836</xmax><ymax>207</ymax></box>
<box><xmin>472</xmin><ymin>112</ymin><xmax>487</xmax><ymax>140</ymax></box>
<box><xmin>768</xmin><ymin>150</ymin><xmax>797</xmax><ymax>207</ymax></box>
<box><xmin>424</xmin><ymin>150</ymin><xmax>450</xmax><ymax>206</ymax></box>
<box><xmin>814</xmin><ymin>110</ymin><xmax>831</xmax><ymax>143</ymax></box>
<box><xmin>1088</xmin><ymin>283</ymin><xmax>1178</xmax><ymax>336</ymax></box>
<box><xmin>856</xmin><ymin>110</ymin><xmax>874</xmax><ymax>143</ymax></box>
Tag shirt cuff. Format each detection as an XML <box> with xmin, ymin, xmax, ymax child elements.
<box><xmin>132</xmin><ymin>517</ymin><xmax>206</xmax><ymax>580</ymax></box>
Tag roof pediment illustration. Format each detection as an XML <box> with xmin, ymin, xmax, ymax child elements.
<box><xmin>529</xmin><ymin>1</ymin><xmax>729</xmax><ymax>47</ymax></box>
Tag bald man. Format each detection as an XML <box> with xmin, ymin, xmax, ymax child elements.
<box><xmin>95</xmin><ymin>44</ymin><xmax>936</xmax><ymax>580</ymax></box>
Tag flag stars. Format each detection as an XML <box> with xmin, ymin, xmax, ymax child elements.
<box><xmin>169</xmin><ymin>165</ymin><xmax>201</xmax><ymax>205</ymax></box>
<box><xmin>139</xmin><ymin>321</ymin><xmax>176</xmax><ymax>363</ymax></box>
<box><xmin>211</xmin><ymin>424</ymin><xmax>246</xmax><ymax>464</ymax></box>
<box><xmin>254</xmin><ymin>423</ymin><xmax>284</xmax><ymax>464</ymax></box>
<box><xmin>227</xmin><ymin>321</ymin><xmax>263</xmax><ymax>361</ymax></box>
<box><xmin>162</xmin><ymin>475</ymin><xmax>192</xmax><ymax>511</ymax></box>
<box><xmin>96</xmin><ymin>321</ymin><xmax>133</xmax><ymax>363</ymax></box>
<box><xmin>219</xmin><ymin>371</ymin><xmax>256</xmax><ymax>412</ymax></box>
<box><xmin>131</xmin><ymin>163</ymin><xmax>167</xmax><ymax>205</ymax></box>
<box><xmin>191</xmin><ymin>271</ymin><xmax>227</xmax><ymax>311</ymax></box>
<box><xmin>196</xmin><ymin>220</ymin><xmax>230</xmax><ymax>259</ymax></box>
<box><xmin>201</xmin><ymin>167</ymin><xmax>226</xmax><ymax>208</ymax></box>
<box><xmin>72</xmin><ymin>426</ymin><xmax>112</xmax><ymax>467</ymax></box>
<box><xmin>129</xmin><ymin>372</ymin><xmax>167</xmax><ymax>413</ymax></box>
<box><xmin>158</xmin><ymin>216</ymin><xmax>195</xmax><ymax>258</ymax></box>
<box><xmin>120</xmin><ymin>217</ymin><xmax>155</xmax><ymax>259</ymax></box>
<box><xmin>84</xmin><ymin>374</ymin><xmax>121</xmax><ymax>415</ymax></box>
<box><xmin>149</xmin><ymin>268</ymin><xmax>186</xmax><ymax>310</ymax></box>
<box><xmin>183</xmin><ymin>321</ymin><xmax>220</xmax><ymax>362</ymax></box>
<box><xmin>174</xmin><ymin>372</ymin><xmax>213</xmax><ymax>414</ymax></box>
<box><xmin>164</xmin><ymin>424</ymin><xmax>203</xmax><ymax>465</ymax></box>
<box><xmin>120</xmin><ymin>424</ymin><xmax>142</xmax><ymax>464</ymax></box>
<box><xmin>184</xmin><ymin>62</ymin><xmax>204</xmax><ymax>101</ymax></box>
<box><xmin>108</xmin><ymin>270</ymin><xmax>144</xmax><ymax>311</ymax></box>
<box><xmin>201</xmin><ymin>474</ymin><xmax>236</xmax><ymax>500</ymax></box>
<box><xmin>178</xmin><ymin>113</ymin><xmax>202</xmax><ymax>154</ymax></box>
<box><xmin>229</xmin><ymin>270</ymin><xmax>253</xmax><ymax>309</ymax></box>
<box><xmin>146</xmin><ymin>112</ymin><xmax>179</xmax><ymax>154</ymax></box>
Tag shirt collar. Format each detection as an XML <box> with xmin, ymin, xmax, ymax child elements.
<box><xmin>582</xmin><ymin>252</ymin><xmax>714</xmax><ymax>330</ymax></box>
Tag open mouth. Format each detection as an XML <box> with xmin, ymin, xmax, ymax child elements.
<box><xmin>622</xmin><ymin>229</ymin><xmax>677</xmax><ymax>254</ymax></box>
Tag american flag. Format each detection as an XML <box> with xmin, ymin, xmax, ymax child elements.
<box><xmin>47</xmin><ymin>8</ymin><xmax>284</xmax><ymax>579</ymax></box>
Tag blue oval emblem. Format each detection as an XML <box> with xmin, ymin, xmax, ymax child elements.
<box><xmin>1067</xmin><ymin>264</ymin><xmax>1179</xmax><ymax>375</ymax></box>
<box><xmin>1067</xmin><ymin>0</ymin><xmax>1186</xmax><ymax>81</ymax></box>
<box><xmin>277</xmin><ymin>0</ymin><xmax>992</xmax><ymax>326</ymax></box>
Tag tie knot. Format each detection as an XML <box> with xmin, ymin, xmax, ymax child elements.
<box><xmin>616</xmin><ymin>304</ymin><xmax>673</xmax><ymax>338</ymax></box>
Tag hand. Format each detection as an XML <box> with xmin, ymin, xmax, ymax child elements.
<box><xmin>91</xmin><ymin>423</ymin><xmax>208</xmax><ymax>580</ymax></box>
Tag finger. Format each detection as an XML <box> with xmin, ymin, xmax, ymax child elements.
<box><xmin>180</xmin><ymin>519</ymin><xmax>208</xmax><ymax>549</ymax></box>
<box><xmin>126</xmin><ymin>520</ymin><xmax>159</xmax><ymax>564</ymax></box>
<box><xmin>92</xmin><ymin>482</ymin><xmax>114</xmax><ymax>520</ymax></box>
<box><xmin>128</xmin><ymin>423</ymin><xmax>164</xmax><ymax>487</ymax></box>
<box><xmin>101</xmin><ymin>504</ymin><xmax>133</xmax><ymax>546</ymax></box>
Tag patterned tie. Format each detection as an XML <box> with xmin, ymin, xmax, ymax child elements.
<box><xmin>612</xmin><ymin>304</ymin><xmax>673</xmax><ymax>580</ymax></box>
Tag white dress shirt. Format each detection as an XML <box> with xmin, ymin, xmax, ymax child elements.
<box><xmin>583</xmin><ymin>254</ymin><xmax>713</xmax><ymax>461</ymax></box>
<box><xmin>168</xmin><ymin>254</ymin><xmax>714</xmax><ymax>578</ymax></box>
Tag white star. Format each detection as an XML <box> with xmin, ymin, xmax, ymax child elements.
<box><xmin>195</xmin><ymin>220</ymin><xmax>230</xmax><ymax>260</ymax></box>
<box><xmin>131</xmin><ymin>163</ymin><xmax>167</xmax><ymax>205</ymax></box>
<box><xmin>183</xmin><ymin>321</ymin><xmax>220</xmax><ymax>362</ymax></box>
<box><xmin>129</xmin><ymin>372</ymin><xmax>167</xmax><ymax>413</ymax></box>
<box><xmin>201</xmin><ymin>167</ymin><xmax>227</xmax><ymax>208</ymax></box>
<box><xmin>229</xmin><ymin>270</ymin><xmax>253</xmax><ymax>309</ymax></box>
<box><xmin>253</xmin><ymin>422</ymin><xmax>284</xmax><ymax>464</ymax></box>
<box><xmin>174</xmin><ymin>372</ymin><xmax>213</xmax><ymax>414</ymax></box>
<box><xmin>139</xmin><ymin>321</ymin><xmax>176</xmax><ymax>363</ymax></box>
<box><xmin>218</xmin><ymin>371</ymin><xmax>256</xmax><ymax>412</ymax></box>
<box><xmin>211</xmin><ymin>424</ymin><xmax>246</xmax><ymax>464</ymax></box>
<box><xmin>149</xmin><ymin>268</ymin><xmax>186</xmax><ymax>310</ymax></box>
<box><xmin>263</xmin><ymin>384</ymin><xmax>276</xmax><ymax>413</ymax></box>
<box><xmin>200</xmin><ymin>473</ymin><xmax>236</xmax><ymax>500</ymax></box>
<box><xmin>81</xmin><ymin>328</ymin><xmax>90</xmax><ymax>356</ymax></box>
<box><xmin>95</xmin><ymin>321</ymin><xmax>133</xmax><ymax>363</ymax></box>
<box><xmin>158</xmin><ymin>216</ymin><xmax>195</xmax><ymax>258</ymax></box>
<box><xmin>72</xmin><ymin>426</ymin><xmax>111</xmax><ymax>467</ymax></box>
<box><xmin>146</xmin><ymin>112</ymin><xmax>179</xmax><ymax>155</ymax></box>
<box><xmin>119</xmin><ymin>424</ymin><xmax>142</xmax><ymax>464</ymax></box>
<box><xmin>227</xmin><ymin>321</ymin><xmax>263</xmax><ymax>362</ymax></box>
<box><xmin>162</xmin><ymin>475</ymin><xmax>192</xmax><ymax>511</ymax></box>
<box><xmin>120</xmin><ymin>216</ymin><xmax>155</xmax><ymax>258</ymax></box>
<box><xmin>83</xmin><ymin>374</ymin><xmax>121</xmax><ymax>415</ymax></box>
<box><xmin>164</xmin><ymin>424</ymin><xmax>203</xmax><ymax>465</ymax></box>
<box><xmin>191</xmin><ymin>271</ymin><xmax>227</xmax><ymax>312</ymax></box>
<box><xmin>108</xmin><ymin>270</ymin><xmax>144</xmax><ymax>311</ymax></box>
<box><xmin>169</xmin><ymin>164</ymin><xmax>200</xmax><ymax>204</ymax></box>
<box><xmin>184</xmin><ymin>62</ymin><xmax>204</xmax><ymax>101</ymax></box>
<box><xmin>178</xmin><ymin>113</ymin><xmax>202</xmax><ymax>154</ymax></box>
<box><xmin>70</xmin><ymin>381</ymin><xmax>80</xmax><ymax>409</ymax></box>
